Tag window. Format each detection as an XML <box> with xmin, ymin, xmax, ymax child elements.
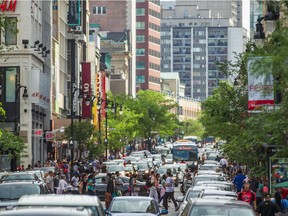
<box><xmin>136</xmin><ymin>48</ymin><xmax>145</xmax><ymax>56</ymax></box>
<box><xmin>136</xmin><ymin>8</ymin><xmax>145</xmax><ymax>16</ymax></box>
<box><xmin>92</xmin><ymin>6</ymin><xmax>106</xmax><ymax>15</ymax></box>
<box><xmin>136</xmin><ymin>62</ymin><xmax>145</xmax><ymax>69</ymax></box>
<box><xmin>136</xmin><ymin>75</ymin><xmax>145</xmax><ymax>83</ymax></box>
<box><xmin>136</xmin><ymin>22</ymin><xmax>145</xmax><ymax>29</ymax></box>
<box><xmin>5</xmin><ymin>18</ymin><xmax>17</xmax><ymax>45</ymax></box>
<box><xmin>136</xmin><ymin>35</ymin><xmax>145</xmax><ymax>42</ymax></box>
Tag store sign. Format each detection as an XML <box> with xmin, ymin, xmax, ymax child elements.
<box><xmin>174</xmin><ymin>146</ymin><xmax>194</xmax><ymax>151</ymax></box>
<box><xmin>67</xmin><ymin>0</ymin><xmax>81</xmax><ymax>26</ymax></box>
<box><xmin>45</xmin><ymin>132</ymin><xmax>54</xmax><ymax>140</ymax></box>
<box><xmin>81</xmin><ymin>62</ymin><xmax>91</xmax><ymax>119</ymax></box>
<box><xmin>33</xmin><ymin>129</ymin><xmax>43</xmax><ymax>137</ymax></box>
<box><xmin>247</xmin><ymin>57</ymin><xmax>274</xmax><ymax>111</ymax></box>
<box><xmin>0</xmin><ymin>0</ymin><xmax>17</xmax><ymax>12</ymax></box>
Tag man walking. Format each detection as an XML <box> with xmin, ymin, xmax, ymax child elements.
<box><xmin>238</xmin><ymin>182</ymin><xmax>257</xmax><ymax>211</ymax></box>
<box><xmin>149</xmin><ymin>171</ymin><xmax>159</xmax><ymax>203</ymax></box>
<box><xmin>257</xmin><ymin>192</ymin><xmax>280</xmax><ymax>216</ymax></box>
<box><xmin>163</xmin><ymin>170</ymin><xmax>179</xmax><ymax>211</ymax></box>
<box><xmin>46</xmin><ymin>171</ymin><xmax>54</xmax><ymax>193</ymax></box>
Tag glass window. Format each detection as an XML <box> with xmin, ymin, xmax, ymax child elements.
<box><xmin>136</xmin><ymin>22</ymin><xmax>145</xmax><ymax>29</ymax></box>
<box><xmin>136</xmin><ymin>62</ymin><xmax>145</xmax><ymax>69</ymax></box>
<box><xmin>136</xmin><ymin>48</ymin><xmax>145</xmax><ymax>56</ymax></box>
<box><xmin>136</xmin><ymin>75</ymin><xmax>145</xmax><ymax>83</ymax></box>
<box><xmin>5</xmin><ymin>18</ymin><xmax>17</xmax><ymax>45</ymax></box>
<box><xmin>136</xmin><ymin>8</ymin><xmax>145</xmax><ymax>16</ymax></box>
<box><xmin>136</xmin><ymin>35</ymin><xmax>145</xmax><ymax>42</ymax></box>
<box><xmin>5</xmin><ymin>68</ymin><xmax>16</xmax><ymax>102</ymax></box>
<box><xmin>93</xmin><ymin>6</ymin><xmax>106</xmax><ymax>14</ymax></box>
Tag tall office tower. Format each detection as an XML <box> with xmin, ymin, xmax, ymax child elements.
<box><xmin>136</xmin><ymin>0</ymin><xmax>161</xmax><ymax>91</ymax></box>
<box><xmin>89</xmin><ymin>0</ymin><xmax>136</xmax><ymax>97</ymax></box>
<box><xmin>161</xmin><ymin>3</ymin><xmax>245</xmax><ymax>100</ymax></box>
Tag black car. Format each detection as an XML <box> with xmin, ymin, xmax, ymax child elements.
<box><xmin>0</xmin><ymin>181</ymin><xmax>50</xmax><ymax>210</ymax></box>
<box><xmin>94</xmin><ymin>174</ymin><xmax>149</xmax><ymax>201</ymax></box>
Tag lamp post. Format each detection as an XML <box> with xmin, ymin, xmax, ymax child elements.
<box><xmin>14</xmin><ymin>74</ymin><xmax>28</xmax><ymax>135</ymax></box>
<box><xmin>96</xmin><ymin>95</ymin><xmax>123</xmax><ymax>160</ymax></box>
<box><xmin>70</xmin><ymin>85</ymin><xmax>83</xmax><ymax>162</ymax></box>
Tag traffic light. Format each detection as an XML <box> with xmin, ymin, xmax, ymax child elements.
<box><xmin>266</xmin><ymin>146</ymin><xmax>277</xmax><ymax>157</ymax></box>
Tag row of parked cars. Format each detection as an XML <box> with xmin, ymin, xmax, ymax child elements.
<box><xmin>175</xmin><ymin>148</ymin><xmax>256</xmax><ymax>216</ymax></box>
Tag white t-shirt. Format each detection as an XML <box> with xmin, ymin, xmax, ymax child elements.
<box><xmin>220</xmin><ymin>158</ymin><xmax>228</xmax><ymax>166</ymax></box>
<box><xmin>71</xmin><ymin>176</ymin><xmax>79</xmax><ymax>191</ymax></box>
<box><xmin>56</xmin><ymin>179</ymin><xmax>67</xmax><ymax>194</ymax></box>
<box><xmin>165</xmin><ymin>177</ymin><xmax>174</xmax><ymax>192</ymax></box>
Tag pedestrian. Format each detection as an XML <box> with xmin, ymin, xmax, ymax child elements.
<box><xmin>115</xmin><ymin>171</ymin><xmax>123</xmax><ymax>196</ymax></box>
<box><xmin>105</xmin><ymin>173</ymin><xmax>114</xmax><ymax>209</ymax></box>
<box><xmin>256</xmin><ymin>178</ymin><xmax>264</xmax><ymax>206</ymax></box>
<box><xmin>158</xmin><ymin>174</ymin><xmax>167</xmax><ymax>205</ymax></box>
<box><xmin>257</xmin><ymin>192</ymin><xmax>280</xmax><ymax>216</ymax></box>
<box><xmin>163</xmin><ymin>170</ymin><xmax>179</xmax><ymax>211</ymax></box>
<box><xmin>79</xmin><ymin>173</ymin><xmax>87</xmax><ymax>194</ymax></box>
<box><xmin>45</xmin><ymin>171</ymin><xmax>54</xmax><ymax>193</ymax></box>
<box><xmin>148</xmin><ymin>171</ymin><xmax>159</xmax><ymax>203</ymax></box>
<box><xmin>131</xmin><ymin>173</ymin><xmax>140</xmax><ymax>196</ymax></box>
<box><xmin>238</xmin><ymin>182</ymin><xmax>257</xmax><ymax>211</ymax></box>
<box><xmin>56</xmin><ymin>175</ymin><xmax>67</xmax><ymax>194</ymax></box>
<box><xmin>233</xmin><ymin>169</ymin><xmax>246</xmax><ymax>192</ymax></box>
<box><xmin>70</xmin><ymin>172</ymin><xmax>80</xmax><ymax>194</ymax></box>
<box><xmin>87</xmin><ymin>174</ymin><xmax>96</xmax><ymax>195</ymax></box>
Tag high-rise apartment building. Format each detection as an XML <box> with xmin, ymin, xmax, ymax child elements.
<box><xmin>136</xmin><ymin>0</ymin><xmax>161</xmax><ymax>91</ymax></box>
<box><xmin>161</xmin><ymin>2</ymin><xmax>245</xmax><ymax>100</ymax></box>
<box><xmin>89</xmin><ymin>0</ymin><xmax>136</xmax><ymax>97</ymax></box>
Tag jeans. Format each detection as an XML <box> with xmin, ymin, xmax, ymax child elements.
<box><xmin>163</xmin><ymin>191</ymin><xmax>177</xmax><ymax>210</ymax></box>
<box><xmin>149</xmin><ymin>186</ymin><xmax>159</xmax><ymax>203</ymax></box>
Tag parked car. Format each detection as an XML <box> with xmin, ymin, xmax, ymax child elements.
<box><xmin>0</xmin><ymin>207</ymin><xmax>94</xmax><ymax>216</ymax></box>
<box><xmin>0</xmin><ymin>172</ymin><xmax>40</xmax><ymax>183</ymax></box>
<box><xmin>106</xmin><ymin>196</ymin><xmax>167</xmax><ymax>216</ymax></box>
<box><xmin>179</xmin><ymin>198</ymin><xmax>256</xmax><ymax>216</ymax></box>
<box><xmin>94</xmin><ymin>175</ymin><xmax>148</xmax><ymax>201</ymax></box>
<box><xmin>0</xmin><ymin>181</ymin><xmax>50</xmax><ymax>210</ymax></box>
<box><xmin>16</xmin><ymin>194</ymin><xmax>105</xmax><ymax>216</ymax></box>
<box><xmin>198</xmin><ymin>189</ymin><xmax>238</xmax><ymax>200</ymax></box>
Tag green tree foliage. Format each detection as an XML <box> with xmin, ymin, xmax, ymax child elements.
<box><xmin>179</xmin><ymin>119</ymin><xmax>205</xmax><ymax>139</ymax></box>
<box><xmin>200</xmin><ymin>13</ymin><xmax>288</xmax><ymax>176</ymax></box>
<box><xmin>64</xmin><ymin>120</ymin><xmax>95</xmax><ymax>158</ymax></box>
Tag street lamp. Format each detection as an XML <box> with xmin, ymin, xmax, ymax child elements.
<box><xmin>14</xmin><ymin>74</ymin><xmax>28</xmax><ymax>135</ymax></box>
<box><xmin>70</xmin><ymin>86</ymin><xmax>83</xmax><ymax>162</ymax></box>
<box><xmin>96</xmin><ymin>95</ymin><xmax>123</xmax><ymax>160</ymax></box>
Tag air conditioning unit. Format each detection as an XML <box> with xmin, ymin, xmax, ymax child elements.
<box><xmin>75</xmin><ymin>26</ymin><xmax>82</xmax><ymax>32</ymax></box>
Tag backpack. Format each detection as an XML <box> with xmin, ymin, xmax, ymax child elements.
<box><xmin>145</xmin><ymin>177</ymin><xmax>153</xmax><ymax>188</ymax></box>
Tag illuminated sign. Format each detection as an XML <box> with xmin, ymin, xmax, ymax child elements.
<box><xmin>67</xmin><ymin>0</ymin><xmax>81</xmax><ymax>26</ymax></box>
<box><xmin>174</xmin><ymin>146</ymin><xmax>195</xmax><ymax>151</ymax></box>
<box><xmin>0</xmin><ymin>0</ymin><xmax>17</xmax><ymax>12</ymax></box>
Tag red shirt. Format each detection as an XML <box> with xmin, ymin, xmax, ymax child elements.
<box><xmin>238</xmin><ymin>190</ymin><xmax>256</xmax><ymax>206</ymax></box>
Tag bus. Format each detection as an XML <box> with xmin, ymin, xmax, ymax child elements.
<box><xmin>172</xmin><ymin>140</ymin><xmax>199</xmax><ymax>171</ymax></box>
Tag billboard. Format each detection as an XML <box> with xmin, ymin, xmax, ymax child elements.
<box><xmin>67</xmin><ymin>0</ymin><xmax>81</xmax><ymax>26</ymax></box>
<box><xmin>81</xmin><ymin>62</ymin><xmax>91</xmax><ymax>119</ymax></box>
<box><xmin>270</xmin><ymin>158</ymin><xmax>288</xmax><ymax>192</ymax></box>
<box><xmin>247</xmin><ymin>57</ymin><xmax>274</xmax><ymax>111</ymax></box>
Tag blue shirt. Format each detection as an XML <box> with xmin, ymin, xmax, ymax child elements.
<box><xmin>233</xmin><ymin>174</ymin><xmax>246</xmax><ymax>191</ymax></box>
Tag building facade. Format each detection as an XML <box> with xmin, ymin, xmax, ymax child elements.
<box><xmin>136</xmin><ymin>0</ymin><xmax>161</xmax><ymax>91</ymax></box>
<box><xmin>161</xmin><ymin>2</ymin><xmax>245</xmax><ymax>100</ymax></box>
<box><xmin>89</xmin><ymin>0</ymin><xmax>136</xmax><ymax>97</ymax></box>
<box><xmin>0</xmin><ymin>0</ymin><xmax>52</xmax><ymax>167</ymax></box>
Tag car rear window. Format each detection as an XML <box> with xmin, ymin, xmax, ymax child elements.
<box><xmin>0</xmin><ymin>184</ymin><xmax>41</xmax><ymax>199</ymax></box>
<box><xmin>1</xmin><ymin>174</ymin><xmax>35</xmax><ymax>181</ymax></box>
<box><xmin>189</xmin><ymin>205</ymin><xmax>254</xmax><ymax>216</ymax></box>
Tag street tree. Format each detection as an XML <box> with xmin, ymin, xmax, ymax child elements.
<box><xmin>64</xmin><ymin>120</ymin><xmax>95</xmax><ymax>159</ymax></box>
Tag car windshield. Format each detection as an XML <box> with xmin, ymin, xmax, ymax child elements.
<box><xmin>186</xmin><ymin>190</ymin><xmax>201</xmax><ymax>201</ymax></box>
<box><xmin>190</xmin><ymin>206</ymin><xmax>254</xmax><ymax>216</ymax></box>
<box><xmin>124</xmin><ymin>166</ymin><xmax>134</xmax><ymax>171</ymax></box>
<box><xmin>166</xmin><ymin>154</ymin><xmax>173</xmax><ymax>159</ymax></box>
<box><xmin>1</xmin><ymin>174</ymin><xmax>35</xmax><ymax>181</ymax></box>
<box><xmin>194</xmin><ymin>176</ymin><xmax>220</xmax><ymax>184</ymax></box>
<box><xmin>158</xmin><ymin>167</ymin><xmax>175</xmax><ymax>174</ymax></box>
<box><xmin>108</xmin><ymin>166</ymin><xmax>124</xmax><ymax>172</ymax></box>
<box><xmin>0</xmin><ymin>184</ymin><xmax>40</xmax><ymax>200</ymax></box>
<box><xmin>111</xmin><ymin>199</ymin><xmax>158</xmax><ymax>214</ymax></box>
<box><xmin>173</xmin><ymin>150</ymin><xmax>197</xmax><ymax>161</ymax></box>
